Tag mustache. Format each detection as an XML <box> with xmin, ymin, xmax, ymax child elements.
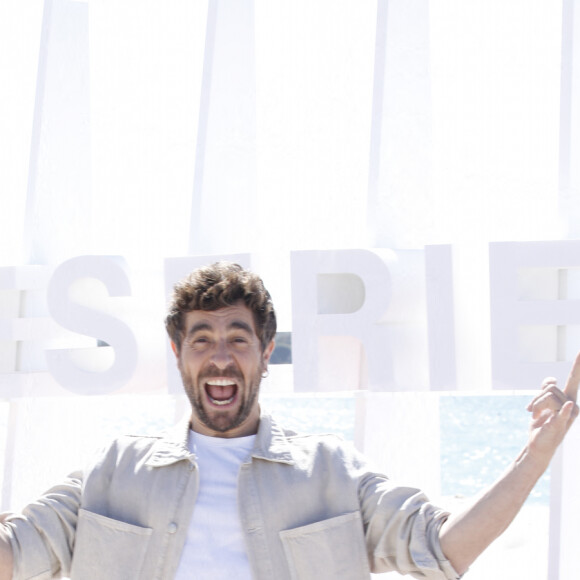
<box><xmin>198</xmin><ymin>366</ymin><xmax>244</xmax><ymax>381</ymax></box>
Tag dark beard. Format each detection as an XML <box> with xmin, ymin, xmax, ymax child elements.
<box><xmin>181</xmin><ymin>368</ymin><xmax>262</xmax><ymax>434</ymax></box>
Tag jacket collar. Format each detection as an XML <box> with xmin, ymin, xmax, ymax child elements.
<box><xmin>145</xmin><ymin>418</ymin><xmax>192</xmax><ymax>467</ymax></box>
<box><xmin>251</xmin><ymin>411</ymin><xmax>295</xmax><ymax>465</ymax></box>
<box><xmin>145</xmin><ymin>407</ymin><xmax>296</xmax><ymax>468</ymax></box>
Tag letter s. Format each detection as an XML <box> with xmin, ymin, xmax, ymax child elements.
<box><xmin>46</xmin><ymin>256</ymin><xmax>138</xmax><ymax>394</ymax></box>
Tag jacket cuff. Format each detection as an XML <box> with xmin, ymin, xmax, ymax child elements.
<box><xmin>5</xmin><ymin>515</ymin><xmax>55</xmax><ymax>580</ymax></box>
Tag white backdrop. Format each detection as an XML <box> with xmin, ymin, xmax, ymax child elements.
<box><xmin>1</xmin><ymin>1</ymin><xmax>580</xmax><ymax>578</ymax></box>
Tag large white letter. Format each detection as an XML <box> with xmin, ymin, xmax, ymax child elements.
<box><xmin>291</xmin><ymin>249</ymin><xmax>428</xmax><ymax>392</ymax></box>
<box><xmin>490</xmin><ymin>241</ymin><xmax>580</xmax><ymax>389</ymax></box>
<box><xmin>46</xmin><ymin>256</ymin><xmax>137</xmax><ymax>394</ymax></box>
<box><xmin>424</xmin><ymin>245</ymin><xmax>457</xmax><ymax>390</ymax></box>
<box><xmin>0</xmin><ymin>266</ymin><xmax>56</xmax><ymax>397</ymax></box>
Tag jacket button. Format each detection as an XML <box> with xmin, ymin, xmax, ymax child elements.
<box><xmin>168</xmin><ymin>522</ymin><xmax>178</xmax><ymax>534</ymax></box>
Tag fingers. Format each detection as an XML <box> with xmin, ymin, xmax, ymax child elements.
<box><xmin>557</xmin><ymin>400</ymin><xmax>578</xmax><ymax>431</ymax></box>
<box><xmin>525</xmin><ymin>355</ymin><xmax>580</xmax><ymax>446</ymax></box>
<box><xmin>529</xmin><ymin>401</ymin><xmax>578</xmax><ymax>454</ymax></box>
<box><xmin>526</xmin><ymin>380</ymin><xmax>568</xmax><ymax>412</ymax></box>
<box><xmin>563</xmin><ymin>351</ymin><xmax>580</xmax><ymax>402</ymax></box>
<box><xmin>528</xmin><ymin>392</ymin><xmax>578</xmax><ymax>432</ymax></box>
<box><xmin>530</xmin><ymin>407</ymin><xmax>555</xmax><ymax>430</ymax></box>
<box><xmin>527</xmin><ymin>352</ymin><xmax>580</xmax><ymax>413</ymax></box>
<box><xmin>542</xmin><ymin>376</ymin><xmax>557</xmax><ymax>389</ymax></box>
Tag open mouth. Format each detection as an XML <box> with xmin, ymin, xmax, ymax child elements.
<box><xmin>205</xmin><ymin>378</ymin><xmax>238</xmax><ymax>407</ymax></box>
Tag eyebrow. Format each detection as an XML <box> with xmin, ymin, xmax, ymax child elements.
<box><xmin>229</xmin><ymin>320</ymin><xmax>254</xmax><ymax>335</ymax></box>
<box><xmin>187</xmin><ymin>322</ymin><xmax>212</xmax><ymax>337</ymax></box>
<box><xmin>186</xmin><ymin>320</ymin><xmax>255</xmax><ymax>337</ymax></box>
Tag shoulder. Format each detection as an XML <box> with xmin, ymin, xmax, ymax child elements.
<box><xmin>96</xmin><ymin>431</ymin><xmax>162</xmax><ymax>457</ymax></box>
<box><xmin>87</xmin><ymin>420</ymin><xmax>189</xmax><ymax>472</ymax></box>
<box><xmin>265</xmin><ymin>413</ymin><xmax>370</xmax><ymax>472</ymax></box>
<box><xmin>266</xmin><ymin>410</ymin><xmax>352</xmax><ymax>447</ymax></box>
<box><xmin>294</xmin><ymin>432</ymin><xmax>368</xmax><ymax>468</ymax></box>
<box><xmin>285</xmin><ymin>429</ymin><xmax>350</xmax><ymax>452</ymax></box>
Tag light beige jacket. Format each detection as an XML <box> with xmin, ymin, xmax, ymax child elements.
<box><xmin>5</xmin><ymin>411</ymin><xmax>460</xmax><ymax>580</ymax></box>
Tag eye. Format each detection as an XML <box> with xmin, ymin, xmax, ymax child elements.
<box><xmin>191</xmin><ymin>336</ymin><xmax>210</xmax><ymax>348</ymax></box>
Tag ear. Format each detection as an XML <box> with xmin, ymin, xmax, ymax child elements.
<box><xmin>262</xmin><ymin>339</ymin><xmax>275</xmax><ymax>365</ymax></box>
<box><xmin>171</xmin><ymin>341</ymin><xmax>179</xmax><ymax>359</ymax></box>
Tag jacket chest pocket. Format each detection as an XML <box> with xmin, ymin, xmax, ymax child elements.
<box><xmin>280</xmin><ymin>511</ymin><xmax>370</xmax><ymax>580</ymax></box>
<box><xmin>70</xmin><ymin>509</ymin><xmax>153</xmax><ymax>580</ymax></box>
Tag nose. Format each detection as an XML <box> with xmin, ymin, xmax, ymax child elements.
<box><xmin>209</xmin><ymin>339</ymin><xmax>233</xmax><ymax>370</ymax></box>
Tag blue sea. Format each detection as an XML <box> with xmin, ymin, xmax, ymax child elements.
<box><xmin>263</xmin><ymin>393</ymin><xmax>549</xmax><ymax>505</ymax></box>
<box><xmin>439</xmin><ymin>395</ymin><xmax>549</xmax><ymax>504</ymax></box>
<box><xmin>0</xmin><ymin>392</ymin><xmax>548</xmax><ymax>510</ymax></box>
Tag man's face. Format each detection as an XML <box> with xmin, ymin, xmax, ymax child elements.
<box><xmin>172</xmin><ymin>301</ymin><xmax>274</xmax><ymax>438</ymax></box>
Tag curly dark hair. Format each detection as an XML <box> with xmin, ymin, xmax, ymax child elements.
<box><xmin>165</xmin><ymin>262</ymin><xmax>277</xmax><ymax>352</ymax></box>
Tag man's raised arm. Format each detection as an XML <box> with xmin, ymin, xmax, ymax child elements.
<box><xmin>439</xmin><ymin>353</ymin><xmax>580</xmax><ymax>576</ymax></box>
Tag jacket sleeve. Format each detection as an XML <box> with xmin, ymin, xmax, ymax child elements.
<box><xmin>358</xmin><ymin>474</ymin><xmax>461</xmax><ymax>580</ymax></box>
<box><xmin>3</xmin><ymin>471</ymin><xmax>83</xmax><ymax>580</ymax></box>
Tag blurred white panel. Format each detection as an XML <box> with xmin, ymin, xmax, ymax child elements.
<box><xmin>559</xmin><ymin>0</ymin><xmax>580</xmax><ymax>238</ymax></box>
<box><xmin>90</xmin><ymin>0</ymin><xmax>207</xmax><ymax>263</ymax></box>
<box><xmin>358</xmin><ymin>391</ymin><xmax>441</xmax><ymax>498</ymax></box>
<box><xmin>189</xmin><ymin>0</ymin><xmax>259</xmax><ymax>255</ymax></box>
<box><xmin>0</xmin><ymin>0</ymin><xmax>44</xmax><ymax>266</ymax></box>
<box><xmin>548</xmin><ymin>421</ymin><xmax>580</xmax><ymax>580</ymax></box>
<box><xmin>430</xmin><ymin>0</ymin><xmax>562</xmax><ymax>244</ymax></box>
<box><xmin>367</xmin><ymin>0</ymin><xmax>433</xmax><ymax>249</ymax></box>
<box><xmin>24</xmin><ymin>0</ymin><xmax>92</xmax><ymax>265</ymax></box>
<box><xmin>255</xmin><ymin>1</ymin><xmax>376</xmax><ymax>252</ymax></box>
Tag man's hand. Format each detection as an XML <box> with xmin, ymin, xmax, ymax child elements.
<box><xmin>525</xmin><ymin>352</ymin><xmax>580</xmax><ymax>467</ymax></box>
<box><xmin>440</xmin><ymin>352</ymin><xmax>580</xmax><ymax>576</ymax></box>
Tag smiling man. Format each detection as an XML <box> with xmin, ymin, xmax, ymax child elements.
<box><xmin>166</xmin><ymin>263</ymin><xmax>277</xmax><ymax>439</ymax></box>
<box><xmin>171</xmin><ymin>302</ymin><xmax>274</xmax><ymax>437</ymax></box>
<box><xmin>0</xmin><ymin>261</ymin><xmax>577</xmax><ymax>580</ymax></box>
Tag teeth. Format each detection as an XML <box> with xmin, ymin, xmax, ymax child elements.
<box><xmin>206</xmin><ymin>379</ymin><xmax>236</xmax><ymax>386</ymax></box>
<box><xmin>210</xmin><ymin>395</ymin><xmax>235</xmax><ymax>406</ymax></box>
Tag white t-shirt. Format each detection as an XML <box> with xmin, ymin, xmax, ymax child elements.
<box><xmin>173</xmin><ymin>430</ymin><xmax>256</xmax><ymax>579</ymax></box>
